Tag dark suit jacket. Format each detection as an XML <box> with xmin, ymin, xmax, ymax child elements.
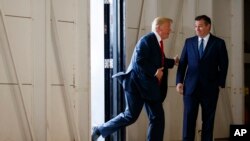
<box><xmin>176</xmin><ymin>34</ymin><xmax>228</xmax><ymax>96</ymax></box>
<box><xmin>113</xmin><ymin>32</ymin><xmax>175</xmax><ymax>102</ymax></box>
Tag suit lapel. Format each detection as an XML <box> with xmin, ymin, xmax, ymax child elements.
<box><xmin>202</xmin><ymin>34</ymin><xmax>215</xmax><ymax>59</ymax></box>
<box><xmin>151</xmin><ymin>33</ymin><xmax>161</xmax><ymax>54</ymax></box>
<box><xmin>149</xmin><ymin>33</ymin><xmax>163</xmax><ymax>60</ymax></box>
<box><xmin>192</xmin><ymin>36</ymin><xmax>200</xmax><ymax>59</ymax></box>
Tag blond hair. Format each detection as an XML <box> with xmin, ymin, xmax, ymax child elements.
<box><xmin>152</xmin><ymin>17</ymin><xmax>173</xmax><ymax>32</ymax></box>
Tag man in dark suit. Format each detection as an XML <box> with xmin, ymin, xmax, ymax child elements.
<box><xmin>92</xmin><ymin>17</ymin><xmax>179</xmax><ymax>141</ymax></box>
<box><xmin>176</xmin><ymin>15</ymin><xmax>229</xmax><ymax>141</ymax></box>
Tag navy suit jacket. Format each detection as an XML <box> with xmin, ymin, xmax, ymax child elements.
<box><xmin>113</xmin><ymin>32</ymin><xmax>175</xmax><ymax>102</ymax></box>
<box><xmin>176</xmin><ymin>34</ymin><xmax>228</xmax><ymax>96</ymax></box>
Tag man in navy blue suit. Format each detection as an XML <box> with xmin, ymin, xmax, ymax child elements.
<box><xmin>176</xmin><ymin>15</ymin><xmax>229</xmax><ymax>141</ymax></box>
<box><xmin>92</xmin><ymin>17</ymin><xmax>179</xmax><ymax>141</ymax></box>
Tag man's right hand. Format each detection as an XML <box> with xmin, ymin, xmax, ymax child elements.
<box><xmin>155</xmin><ymin>67</ymin><xmax>164</xmax><ymax>82</ymax></box>
<box><xmin>176</xmin><ymin>83</ymin><xmax>184</xmax><ymax>95</ymax></box>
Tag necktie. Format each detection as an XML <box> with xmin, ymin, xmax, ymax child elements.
<box><xmin>160</xmin><ymin>40</ymin><xmax>164</xmax><ymax>66</ymax></box>
<box><xmin>199</xmin><ymin>38</ymin><xmax>204</xmax><ymax>59</ymax></box>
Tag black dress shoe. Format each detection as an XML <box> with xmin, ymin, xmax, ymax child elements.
<box><xmin>91</xmin><ymin>126</ymin><xmax>101</xmax><ymax>141</ymax></box>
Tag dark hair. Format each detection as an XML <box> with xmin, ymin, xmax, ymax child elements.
<box><xmin>195</xmin><ymin>15</ymin><xmax>211</xmax><ymax>25</ymax></box>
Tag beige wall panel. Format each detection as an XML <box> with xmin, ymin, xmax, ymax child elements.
<box><xmin>164</xmin><ymin>87</ymin><xmax>183</xmax><ymax>141</ymax></box>
<box><xmin>2</xmin><ymin>17</ymin><xmax>33</xmax><ymax>83</ymax></box>
<box><xmin>166</xmin><ymin>63</ymin><xmax>178</xmax><ymax>86</ymax></box>
<box><xmin>213</xmin><ymin>0</ymin><xmax>231</xmax><ymax>37</ymax></box>
<box><xmin>126</xmin><ymin>110</ymin><xmax>147</xmax><ymax>141</ymax></box>
<box><xmin>0</xmin><ymin>47</ymin><xmax>16</xmax><ymax>83</ymax></box>
<box><xmin>1</xmin><ymin>0</ymin><xmax>31</xmax><ymax>17</ymax></box>
<box><xmin>1</xmin><ymin>0</ymin><xmax>89</xmax><ymax>141</ymax></box>
<box><xmin>49</xmin><ymin>22</ymin><xmax>76</xmax><ymax>85</ymax></box>
<box><xmin>144</xmin><ymin>0</ymin><xmax>157</xmax><ymax>25</ymax></box>
<box><xmin>126</xmin><ymin>0</ymin><xmax>144</xmax><ymax>28</ymax></box>
<box><xmin>223</xmin><ymin>37</ymin><xmax>232</xmax><ymax>87</ymax></box>
<box><xmin>47</xmin><ymin>16</ymin><xmax>79</xmax><ymax>141</ymax></box>
<box><xmin>0</xmin><ymin>85</ymin><xmax>33</xmax><ymax>141</ymax></box>
<box><xmin>161</xmin><ymin>0</ymin><xmax>180</xmax><ymax>20</ymax></box>
<box><xmin>75</xmin><ymin>0</ymin><xmax>89</xmax><ymax>140</ymax></box>
<box><xmin>197</xmin><ymin>0</ymin><xmax>212</xmax><ymax>17</ymax></box>
<box><xmin>214</xmin><ymin>88</ymin><xmax>232</xmax><ymax>138</ymax></box>
<box><xmin>52</xmin><ymin>0</ymin><xmax>75</xmax><ymax>21</ymax></box>
<box><xmin>125</xmin><ymin>28</ymin><xmax>137</xmax><ymax>67</ymax></box>
<box><xmin>0</xmin><ymin>85</ymin><xmax>25</xmax><ymax>141</ymax></box>
<box><xmin>182</xmin><ymin>0</ymin><xmax>196</xmax><ymax>38</ymax></box>
<box><xmin>47</xmin><ymin>86</ymin><xmax>74</xmax><ymax>141</ymax></box>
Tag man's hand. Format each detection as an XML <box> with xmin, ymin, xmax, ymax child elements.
<box><xmin>155</xmin><ymin>67</ymin><xmax>164</xmax><ymax>82</ymax></box>
<box><xmin>176</xmin><ymin>83</ymin><xmax>184</xmax><ymax>95</ymax></box>
<box><xmin>174</xmin><ymin>55</ymin><xmax>179</xmax><ymax>66</ymax></box>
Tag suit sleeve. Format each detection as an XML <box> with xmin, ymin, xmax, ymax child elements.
<box><xmin>176</xmin><ymin>40</ymin><xmax>188</xmax><ymax>85</ymax></box>
<box><xmin>164</xmin><ymin>58</ymin><xmax>175</xmax><ymax>69</ymax></box>
<box><xmin>218</xmin><ymin>40</ymin><xmax>228</xmax><ymax>88</ymax></box>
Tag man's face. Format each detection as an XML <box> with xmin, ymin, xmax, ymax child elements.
<box><xmin>195</xmin><ymin>19</ymin><xmax>210</xmax><ymax>38</ymax></box>
<box><xmin>158</xmin><ymin>22</ymin><xmax>172</xmax><ymax>40</ymax></box>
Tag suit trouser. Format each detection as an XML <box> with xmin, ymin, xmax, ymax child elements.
<box><xmin>182</xmin><ymin>87</ymin><xmax>219</xmax><ymax>141</ymax></box>
<box><xmin>98</xmin><ymin>73</ymin><xmax>165</xmax><ymax>141</ymax></box>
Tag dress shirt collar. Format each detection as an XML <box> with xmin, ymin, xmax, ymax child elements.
<box><xmin>199</xmin><ymin>33</ymin><xmax>210</xmax><ymax>48</ymax></box>
<box><xmin>199</xmin><ymin>33</ymin><xmax>210</xmax><ymax>43</ymax></box>
<box><xmin>153</xmin><ymin>31</ymin><xmax>162</xmax><ymax>44</ymax></box>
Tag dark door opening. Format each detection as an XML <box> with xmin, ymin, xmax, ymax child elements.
<box><xmin>104</xmin><ymin>0</ymin><xmax>126</xmax><ymax>141</ymax></box>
